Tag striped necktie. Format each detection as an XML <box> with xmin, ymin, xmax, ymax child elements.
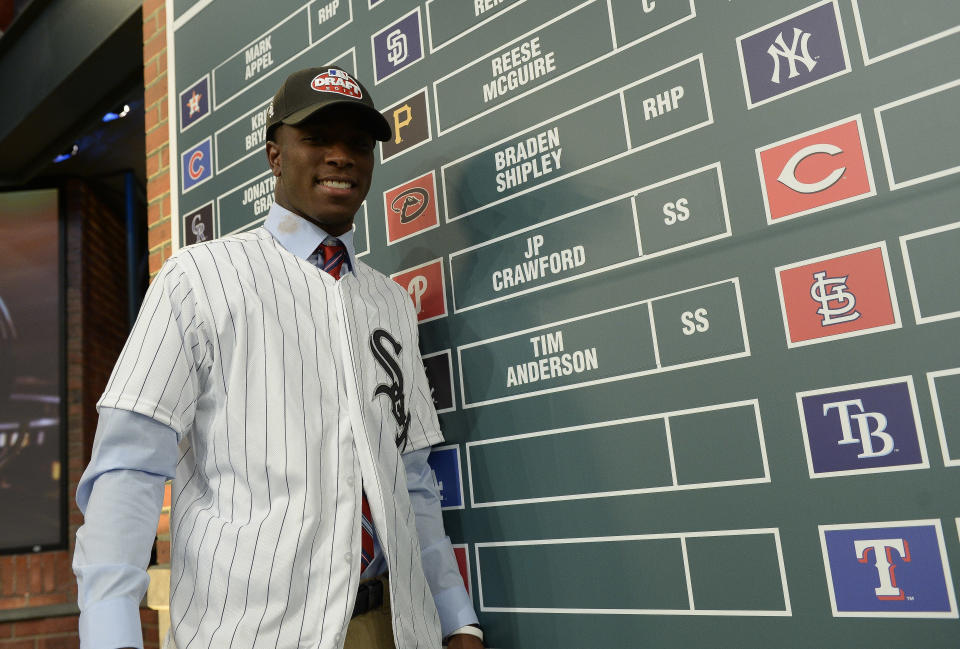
<box><xmin>313</xmin><ymin>238</ymin><xmax>376</xmax><ymax>574</ymax></box>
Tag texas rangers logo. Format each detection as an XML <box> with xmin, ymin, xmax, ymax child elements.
<box><xmin>383</xmin><ymin>171</ymin><xmax>439</xmax><ymax>244</ymax></box>
<box><xmin>820</xmin><ymin>521</ymin><xmax>957</xmax><ymax>617</ymax></box>
<box><xmin>775</xmin><ymin>243</ymin><xmax>899</xmax><ymax>347</ymax></box>
<box><xmin>736</xmin><ymin>0</ymin><xmax>850</xmax><ymax>108</ymax></box>
<box><xmin>370</xmin><ymin>329</ymin><xmax>411</xmax><ymax>451</ymax></box>
<box><xmin>757</xmin><ymin>116</ymin><xmax>875</xmax><ymax>223</ymax></box>
<box><xmin>310</xmin><ymin>69</ymin><xmax>362</xmax><ymax>98</ymax></box>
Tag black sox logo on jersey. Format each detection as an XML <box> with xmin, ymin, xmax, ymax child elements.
<box><xmin>370</xmin><ymin>329</ymin><xmax>411</xmax><ymax>451</ymax></box>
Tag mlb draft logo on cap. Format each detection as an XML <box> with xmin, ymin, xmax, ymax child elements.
<box><xmin>180</xmin><ymin>137</ymin><xmax>214</xmax><ymax>193</ymax></box>
<box><xmin>383</xmin><ymin>170</ymin><xmax>440</xmax><ymax>245</ymax></box>
<box><xmin>310</xmin><ymin>68</ymin><xmax>362</xmax><ymax>98</ymax></box>
<box><xmin>775</xmin><ymin>242</ymin><xmax>900</xmax><ymax>347</ymax></box>
<box><xmin>819</xmin><ymin>520</ymin><xmax>958</xmax><ymax>617</ymax></box>
<box><xmin>391</xmin><ymin>258</ymin><xmax>447</xmax><ymax>323</ymax></box>
<box><xmin>797</xmin><ymin>376</ymin><xmax>928</xmax><ymax>478</ymax></box>
<box><xmin>757</xmin><ymin>115</ymin><xmax>875</xmax><ymax>223</ymax></box>
<box><xmin>736</xmin><ymin>0</ymin><xmax>851</xmax><ymax>108</ymax></box>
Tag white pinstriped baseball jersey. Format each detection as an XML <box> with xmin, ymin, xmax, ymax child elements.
<box><xmin>97</xmin><ymin>226</ymin><xmax>444</xmax><ymax>649</ymax></box>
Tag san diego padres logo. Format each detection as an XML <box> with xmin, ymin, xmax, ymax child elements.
<box><xmin>389</xmin><ymin>188</ymin><xmax>429</xmax><ymax>224</ymax></box>
<box><xmin>370</xmin><ymin>329</ymin><xmax>411</xmax><ymax>450</ymax></box>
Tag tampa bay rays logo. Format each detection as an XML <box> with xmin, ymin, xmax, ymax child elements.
<box><xmin>370</xmin><ymin>329</ymin><xmax>411</xmax><ymax>451</ymax></box>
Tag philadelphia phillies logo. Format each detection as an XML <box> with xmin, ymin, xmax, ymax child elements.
<box><xmin>370</xmin><ymin>329</ymin><xmax>411</xmax><ymax>450</ymax></box>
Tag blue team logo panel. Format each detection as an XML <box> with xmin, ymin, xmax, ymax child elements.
<box><xmin>372</xmin><ymin>8</ymin><xmax>423</xmax><ymax>83</ymax></box>
<box><xmin>427</xmin><ymin>446</ymin><xmax>463</xmax><ymax>509</ymax></box>
<box><xmin>737</xmin><ymin>0</ymin><xmax>850</xmax><ymax>108</ymax></box>
<box><xmin>179</xmin><ymin>75</ymin><xmax>210</xmax><ymax>131</ymax></box>
<box><xmin>821</xmin><ymin>522</ymin><xmax>958</xmax><ymax>616</ymax></box>
<box><xmin>798</xmin><ymin>379</ymin><xmax>927</xmax><ymax>477</ymax></box>
<box><xmin>181</xmin><ymin>138</ymin><xmax>214</xmax><ymax>193</ymax></box>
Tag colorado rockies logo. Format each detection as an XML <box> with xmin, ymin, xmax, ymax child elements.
<box><xmin>370</xmin><ymin>329</ymin><xmax>411</xmax><ymax>451</ymax></box>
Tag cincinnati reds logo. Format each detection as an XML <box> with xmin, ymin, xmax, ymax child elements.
<box><xmin>777</xmin><ymin>143</ymin><xmax>845</xmax><ymax>194</ymax></box>
<box><xmin>370</xmin><ymin>329</ymin><xmax>411</xmax><ymax>451</ymax></box>
<box><xmin>390</xmin><ymin>188</ymin><xmax>429</xmax><ymax>224</ymax></box>
<box><xmin>310</xmin><ymin>69</ymin><xmax>362</xmax><ymax>99</ymax></box>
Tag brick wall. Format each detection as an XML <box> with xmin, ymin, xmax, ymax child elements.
<box><xmin>142</xmin><ymin>0</ymin><xmax>173</xmax><ymax>587</ymax></box>
<box><xmin>0</xmin><ymin>180</ymin><xmax>158</xmax><ymax>647</ymax></box>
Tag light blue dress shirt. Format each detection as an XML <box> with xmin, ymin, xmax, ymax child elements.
<box><xmin>73</xmin><ymin>204</ymin><xmax>478</xmax><ymax>648</ymax></box>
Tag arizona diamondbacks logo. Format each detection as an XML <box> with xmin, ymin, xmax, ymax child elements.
<box><xmin>370</xmin><ymin>329</ymin><xmax>411</xmax><ymax>450</ymax></box>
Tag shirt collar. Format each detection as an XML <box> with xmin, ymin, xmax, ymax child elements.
<box><xmin>264</xmin><ymin>202</ymin><xmax>358</xmax><ymax>274</ymax></box>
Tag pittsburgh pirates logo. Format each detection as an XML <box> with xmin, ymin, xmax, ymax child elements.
<box><xmin>370</xmin><ymin>329</ymin><xmax>411</xmax><ymax>450</ymax></box>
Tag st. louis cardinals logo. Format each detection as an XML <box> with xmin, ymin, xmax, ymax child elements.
<box><xmin>810</xmin><ymin>270</ymin><xmax>860</xmax><ymax>326</ymax></box>
<box><xmin>370</xmin><ymin>329</ymin><xmax>411</xmax><ymax>450</ymax></box>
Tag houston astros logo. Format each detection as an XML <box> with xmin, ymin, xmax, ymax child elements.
<box><xmin>370</xmin><ymin>329</ymin><xmax>411</xmax><ymax>451</ymax></box>
<box><xmin>390</xmin><ymin>188</ymin><xmax>429</xmax><ymax>224</ymax></box>
<box><xmin>310</xmin><ymin>69</ymin><xmax>362</xmax><ymax>99</ymax></box>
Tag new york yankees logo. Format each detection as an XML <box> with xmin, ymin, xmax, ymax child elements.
<box><xmin>370</xmin><ymin>329</ymin><xmax>411</xmax><ymax>451</ymax></box>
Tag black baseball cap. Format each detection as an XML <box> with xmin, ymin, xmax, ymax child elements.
<box><xmin>266</xmin><ymin>66</ymin><xmax>392</xmax><ymax>142</ymax></box>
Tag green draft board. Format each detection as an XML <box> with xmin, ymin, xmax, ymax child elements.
<box><xmin>165</xmin><ymin>1</ymin><xmax>960</xmax><ymax>646</ymax></box>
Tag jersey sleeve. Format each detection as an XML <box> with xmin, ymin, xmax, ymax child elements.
<box><xmin>401</xmin><ymin>290</ymin><xmax>446</xmax><ymax>454</ymax></box>
<box><xmin>97</xmin><ymin>257</ymin><xmax>208</xmax><ymax>441</ymax></box>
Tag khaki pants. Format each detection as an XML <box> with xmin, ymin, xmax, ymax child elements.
<box><xmin>344</xmin><ymin>575</ymin><xmax>395</xmax><ymax>649</ymax></box>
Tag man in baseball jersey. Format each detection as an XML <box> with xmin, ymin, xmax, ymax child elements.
<box><xmin>72</xmin><ymin>66</ymin><xmax>484</xmax><ymax>649</ymax></box>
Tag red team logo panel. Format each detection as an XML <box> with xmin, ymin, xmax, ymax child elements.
<box><xmin>383</xmin><ymin>171</ymin><xmax>440</xmax><ymax>244</ymax></box>
<box><xmin>777</xmin><ymin>244</ymin><xmax>899</xmax><ymax>346</ymax></box>
<box><xmin>758</xmin><ymin>116</ymin><xmax>874</xmax><ymax>223</ymax></box>
<box><xmin>391</xmin><ymin>259</ymin><xmax>447</xmax><ymax>323</ymax></box>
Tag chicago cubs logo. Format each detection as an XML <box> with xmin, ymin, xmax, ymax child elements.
<box><xmin>757</xmin><ymin>116</ymin><xmax>875</xmax><ymax>223</ymax></box>
<box><xmin>736</xmin><ymin>0</ymin><xmax>850</xmax><ymax>108</ymax></box>
<box><xmin>180</xmin><ymin>138</ymin><xmax>213</xmax><ymax>193</ymax></box>
<box><xmin>370</xmin><ymin>329</ymin><xmax>411</xmax><ymax>451</ymax></box>
<box><xmin>819</xmin><ymin>521</ymin><xmax>957</xmax><ymax>616</ymax></box>
<box><xmin>383</xmin><ymin>171</ymin><xmax>440</xmax><ymax>244</ymax></box>
<box><xmin>310</xmin><ymin>68</ymin><xmax>362</xmax><ymax>98</ymax></box>
<box><xmin>797</xmin><ymin>377</ymin><xmax>927</xmax><ymax>477</ymax></box>
<box><xmin>775</xmin><ymin>243</ymin><xmax>900</xmax><ymax>347</ymax></box>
